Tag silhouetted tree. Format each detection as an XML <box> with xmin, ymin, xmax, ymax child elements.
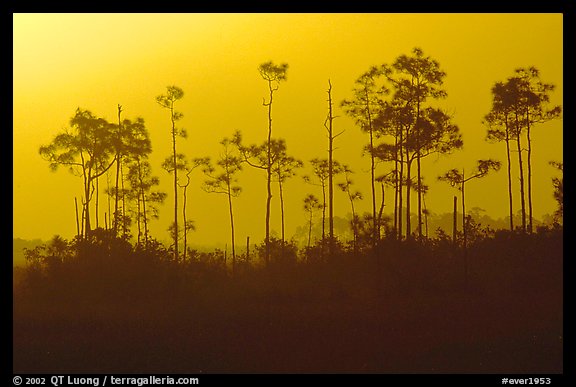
<box><xmin>232</xmin><ymin>131</ymin><xmax>288</xmax><ymax>265</ymax></box>
<box><xmin>324</xmin><ymin>79</ymin><xmax>345</xmax><ymax>252</ymax></box>
<box><xmin>372</xmin><ymin>99</ymin><xmax>409</xmax><ymax>239</ymax></box>
<box><xmin>341</xmin><ymin>66</ymin><xmax>388</xmax><ymax>247</ymax></box>
<box><xmin>438</xmin><ymin>159</ymin><xmax>501</xmax><ymax>250</ymax></box>
<box><xmin>338</xmin><ymin>166</ymin><xmax>363</xmax><ymax>253</ymax></box>
<box><xmin>439</xmin><ymin>159</ymin><xmax>500</xmax><ymax>288</ymax></box>
<box><xmin>382</xmin><ymin>47</ymin><xmax>449</xmax><ymax>238</ymax></box>
<box><xmin>170</xmin><ymin>155</ymin><xmax>208</xmax><ymax>261</ymax></box>
<box><xmin>39</xmin><ymin>109</ymin><xmax>117</xmax><ymax>238</ymax></box>
<box><xmin>156</xmin><ymin>85</ymin><xmax>186</xmax><ymax>261</ymax></box>
<box><xmin>484</xmin><ymin>82</ymin><xmax>516</xmax><ymax>231</ymax></box>
<box><xmin>115</xmin><ymin>116</ymin><xmax>158</xmax><ymax>243</ymax></box>
<box><xmin>485</xmin><ymin>69</ymin><xmax>561</xmax><ymax>233</ymax></box>
<box><xmin>303</xmin><ymin>194</ymin><xmax>323</xmax><ymax>249</ymax></box>
<box><xmin>126</xmin><ymin>159</ymin><xmax>166</xmax><ymax>246</ymax></box>
<box><xmin>514</xmin><ymin>67</ymin><xmax>562</xmax><ymax>233</ymax></box>
<box><xmin>272</xmin><ymin>145</ymin><xmax>303</xmax><ymax>244</ymax></box>
<box><xmin>373</xmin><ymin>105</ymin><xmax>462</xmax><ymax>240</ymax></box>
<box><xmin>259</xmin><ymin>61</ymin><xmax>288</xmax><ymax>264</ymax></box>
<box><xmin>203</xmin><ymin>137</ymin><xmax>242</xmax><ymax>273</ymax></box>
<box><xmin>113</xmin><ymin>104</ymin><xmax>124</xmax><ymax>235</ymax></box>
<box><xmin>549</xmin><ymin>161</ymin><xmax>563</xmax><ymax>223</ymax></box>
<box><xmin>303</xmin><ymin>158</ymin><xmax>343</xmax><ymax>241</ymax></box>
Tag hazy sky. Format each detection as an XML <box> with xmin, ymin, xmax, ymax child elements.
<box><xmin>13</xmin><ymin>13</ymin><xmax>563</xmax><ymax>246</ymax></box>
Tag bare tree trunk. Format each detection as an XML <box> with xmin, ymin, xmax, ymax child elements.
<box><xmin>363</xmin><ymin>89</ymin><xmax>378</xmax><ymax>247</ymax></box>
<box><xmin>423</xmin><ymin>194</ymin><xmax>428</xmax><ymax>239</ymax></box>
<box><xmin>505</xmin><ymin>117</ymin><xmax>514</xmax><ymax>231</ymax></box>
<box><xmin>398</xmin><ymin>127</ymin><xmax>404</xmax><ymax>240</ymax></box>
<box><xmin>349</xmin><ymin>196</ymin><xmax>358</xmax><ymax>253</ymax></box>
<box><xmin>95</xmin><ymin>176</ymin><xmax>99</xmax><ymax>229</ymax></box>
<box><xmin>106</xmin><ymin>170</ymin><xmax>112</xmax><ymax>231</ymax></box>
<box><xmin>264</xmin><ymin>80</ymin><xmax>274</xmax><ymax>266</ymax></box>
<box><xmin>136</xmin><ymin>184</ymin><xmax>142</xmax><ymax>244</ymax></box>
<box><xmin>369</xmin><ymin>127</ymin><xmax>377</xmax><ymax>245</ymax></box>
<box><xmin>114</xmin><ymin>104</ymin><xmax>122</xmax><ymax>236</ymax></box>
<box><xmin>377</xmin><ymin>182</ymin><xmax>385</xmax><ymax>239</ymax></box>
<box><xmin>526</xmin><ymin>113</ymin><xmax>533</xmax><ymax>233</ymax></box>
<box><xmin>453</xmin><ymin>195</ymin><xmax>457</xmax><ymax>244</ymax></box>
<box><xmin>142</xmin><ymin>189</ymin><xmax>148</xmax><ymax>245</ymax></box>
<box><xmin>393</xmin><ymin>136</ymin><xmax>399</xmax><ymax>239</ymax></box>
<box><xmin>80</xmin><ymin>196</ymin><xmax>85</xmax><ymax>239</ymax></box>
<box><xmin>461</xmin><ymin>171</ymin><xmax>467</xmax><ymax>250</ymax></box>
<box><xmin>74</xmin><ymin>197</ymin><xmax>80</xmax><ymax>238</ymax></box>
<box><xmin>405</xmin><ymin>158</ymin><xmax>412</xmax><ymax>240</ymax></box>
<box><xmin>461</xmin><ymin>176</ymin><xmax>468</xmax><ymax>289</ymax></box>
<box><xmin>182</xmin><ymin>183</ymin><xmax>187</xmax><ymax>262</ymax></box>
<box><xmin>307</xmin><ymin>211</ymin><xmax>313</xmax><ymax>249</ymax></box>
<box><xmin>279</xmin><ymin>179</ymin><xmax>285</xmax><ymax>244</ymax></box>
<box><xmin>246</xmin><ymin>236</ymin><xmax>250</xmax><ymax>262</ymax></box>
<box><xmin>321</xmin><ymin>183</ymin><xmax>326</xmax><ymax>241</ymax></box>
<box><xmin>84</xmin><ymin>177</ymin><xmax>92</xmax><ymax>238</ymax></box>
<box><xmin>121</xmin><ymin>164</ymin><xmax>127</xmax><ymax>239</ymax></box>
<box><xmin>515</xmin><ymin>113</ymin><xmax>527</xmax><ymax>233</ymax></box>
<box><xmin>171</xmin><ymin>106</ymin><xmax>179</xmax><ymax>261</ymax></box>
<box><xmin>227</xmin><ymin>186</ymin><xmax>236</xmax><ymax>275</ymax></box>
<box><xmin>327</xmin><ymin>80</ymin><xmax>335</xmax><ymax>252</ymax></box>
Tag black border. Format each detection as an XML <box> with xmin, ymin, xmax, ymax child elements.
<box><xmin>9</xmin><ymin>4</ymin><xmax>573</xmax><ymax>386</ymax></box>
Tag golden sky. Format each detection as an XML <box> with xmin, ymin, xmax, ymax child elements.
<box><xmin>13</xmin><ymin>13</ymin><xmax>563</xmax><ymax>245</ymax></box>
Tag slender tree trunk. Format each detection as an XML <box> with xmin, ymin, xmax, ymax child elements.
<box><xmin>95</xmin><ymin>176</ymin><xmax>99</xmax><ymax>229</ymax></box>
<box><xmin>515</xmin><ymin>113</ymin><xmax>527</xmax><ymax>232</ymax></box>
<box><xmin>80</xmin><ymin>196</ymin><xmax>85</xmax><ymax>239</ymax></box>
<box><xmin>349</xmin><ymin>194</ymin><xmax>357</xmax><ymax>253</ymax></box>
<box><xmin>182</xmin><ymin>183</ymin><xmax>188</xmax><ymax>262</ymax></box>
<box><xmin>265</xmin><ymin>167</ymin><xmax>272</xmax><ymax>264</ymax></box>
<box><xmin>84</xmin><ymin>175</ymin><xmax>92</xmax><ymax>238</ymax></box>
<box><xmin>246</xmin><ymin>236</ymin><xmax>250</xmax><ymax>261</ymax></box>
<box><xmin>461</xmin><ymin>172</ymin><xmax>466</xmax><ymax>250</ymax></box>
<box><xmin>121</xmin><ymin>164</ymin><xmax>127</xmax><ymax>239</ymax></box>
<box><xmin>416</xmin><ymin>101</ymin><xmax>423</xmax><ymax>239</ymax></box>
<box><xmin>106</xmin><ymin>171</ymin><xmax>111</xmax><ymax>231</ymax></box>
<box><xmin>504</xmin><ymin>117</ymin><xmax>514</xmax><ymax>231</ymax></box>
<box><xmin>307</xmin><ymin>211</ymin><xmax>313</xmax><ymax>249</ymax></box>
<box><xmin>377</xmin><ymin>183</ymin><xmax>385</xmax><ymax>238</ymax></box>
<box><xmin>279</xmin><ymin>179</ymin><xmax>285</xmax><ymax>244</ymax></box>
<box><xmin>114</xmin><ymin>104</ymin><xmax>122</xmax><ymax>236</ymax></box>
<box><xmin>227</xmin><ymin>188</ymin><xmax>236</xmax><ymax>276</ymax></box>
<box><xmin>142</xmin><ymin>190</ymin><xmax>148</xmax><ymax>245</ymax></box>
<box><xmin>171</xmin><ymin>104</ymin><xmax>179</xmax><ymax>261</ymax></box>
<box><xmin>461</xmin><ymin>176</ymin><xmax>468</xmax><ymax>289</ymax></box>
<box><xmin>405</xmin><ymin>157</ymin><xmax>412</xmax><ymax>240</ymax></box>
<box><xmin>364</xmin><ymin>89</ymin><xmax>377</xmax><ymax>247</ymax></box>
<box><xmin>526</xmin><ymin>110</ymin><xmax>533</xmax><ymax>233</ymax></box>
<box><xmin>423</xmin><ymin>194</ymin><xmax>428</xmax><ymax>239</ymax></box>
<box><xmin>398</xmin><ymin>126</ymin><xmax>405</xmax><ymax>240</ymax></box>
<box><xmin>369</xmin><ymin>128</ymin><xmax>377</xmax><ymax>245</ymax></box>
<box><xmin>393</xmin><ymin>135</ymin><xmax>399</xmax><ymax>239</ymax></box>
<box><xmin>136</xmin><ymin>185</ymin><xmax>142</xmax><ymax>244</ymax></box>
<box><xmin>321</xmin><ymin>183</ymin><xmax>326</xmax><ymax>240</ymax></box>
<box><xmin>136</xmin><ymin>160</ymin><xmax>145</xmax><ymax>245</ymax></box>
<box><xmin>327</xmin><ymin>80</ymin><xmax>335</xmax><ymax>251</ymax></box>
<box><xmin>264</xmin><ymin>80</ymin><xmax>274</xmax><ymax>265</ymax></box>
<box><xmin>74</xmin><ymin>197</ymin><xmax>80</xmax><ymax>238</ymax></box>
<box><xmin>453</xmin><ymin>195</ymin><xmax>457</xmax><ymax>244</ymax></box>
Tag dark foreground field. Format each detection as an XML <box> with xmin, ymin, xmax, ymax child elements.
<box><xmin>13</xmin><ymin>229</ymin><xmax>563</xmax><ymax>373</ymax></box>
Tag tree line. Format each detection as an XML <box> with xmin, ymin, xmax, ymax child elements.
<box><xmin>39</xmin><ymin>47</ymin><xmax>562</xmax><ymax>264</ymax></box>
